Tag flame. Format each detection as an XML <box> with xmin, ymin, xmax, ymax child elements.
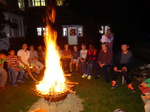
<box><xmin>36</xmin><ymin>8</ymin><xmax>66</xmax><ymax>95</ymax></box>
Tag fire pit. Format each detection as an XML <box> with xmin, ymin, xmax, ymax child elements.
<box><xmin>33</xmin><ymin>7</ymin><xmax>78</xmax><ymax>103</ymax></box>
<box><xmin>34</xmin><ymin>79</ymin><xmax>77</xmax><ymax>102</ymax></box>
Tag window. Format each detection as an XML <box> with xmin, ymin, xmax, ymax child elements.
<box><xmin>56</xmin><ymin>0</ymin><xmax>63</xmax><ymax>6</ymax></box>
<box><xmin>18</xmin><ymin>0</ymin><xmax>25</xmax><ymax>11</ymax></box>
<box><xmin>63</xmin><ymin>27</ymin><xmax>67</xmax><ymax>36</ymax></box>
<box><xmin>37</xmin><ymin>27</ymin><xmax>46</xmax><ymax>36</ymax></box>
<box><xmin>29</xmin><ymin>0</ymin><xmax>45</xmax><ymax>7</ymax></box>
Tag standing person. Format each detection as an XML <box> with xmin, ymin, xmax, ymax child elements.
<box><xmin>6</xmin><ymin>48</ymin><xmax>25</xmax><ymax>86</ymax></box>
<box><xmin>37</xmin><ymin>45</ymin><xmax>45</xmax><ymax>64</ymax></box>
<box><xmin>29</xmin><ymin>45</ymin><xmax>44</xmax><ymax>75</ymax></box>
<box><xmin>70</xmin><ymin>45</ymin><xmax>80</xmax><ymax>73</ymax></box>
<box><xmin>100</xmin><ymin>34</ymin><xmax>108</xmax><ymax>44</ymax></box>
<box><xmin>112</xmin><ymin>43</ymin><xmax>136</xmax><ymax>93</ymax></box>
<box><xmin>139</xmin><ymin>78</ymin><xmax>150</xmax><ymax>112</ymax></box>
<box><xmin>61</xmin><ymin>44</ymin><xmax>72</xmax><ymax>73</ymax></box>
<box><xmin>98</xmin><ymin>42</ymin><xmax>114</xmax><ymax>82</ymax></box>
<box><xmin>107</xmin><ymin>29</ymin><xmax>114</xmax><ymax>49</ymax></box>
<box><xmin>86</xmin><ymin>44</ymin><xmax>99</xmax><ymax>80</ymax></box>
<box><xmin>0</xmin><ymin>50</ymin><xmax>7</xmax><ymax>90</ymax></box>
<box><xmin>17</xmin><ymin>43</ymin><xmax>38</xmax><ymax>83</ymax></box>
<box><xmin>80</xmin><ymin>44</ymin><xmax>88</xmax><ymax>78</ymax></box>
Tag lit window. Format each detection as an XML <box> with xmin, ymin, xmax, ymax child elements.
<box><xmin>78</xmin><ymin>27</ymin><xmax>83</xmax><ymax>37</ymax></box>
<box><xmin>56</xmin><ymin>0</ymin><xmax>63</xmax><ymax>6</ymax></box>
<box><xmin>18</xmin><ymin>0</ymin><xmax>25</xmax><ymax>11</ymax></box>
<box><xmin>29</xmin><ymin>0</ymin><xmax>45</xmax><ymax>7</ymax></box>
<box><xmin>63</xmin><ymin>27</ymin><xmax>67</xmax><ymax>36</ymax></box>
<box><xmin>37</xmin><ymin>27</ymin><xmax>47</xmax><ymax>36</ymax></box>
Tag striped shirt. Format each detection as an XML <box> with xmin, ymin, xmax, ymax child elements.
<box><xmin>6</xmin><ymin>55</ymin><xmax>18</xmax><ymax>67</ymax></box>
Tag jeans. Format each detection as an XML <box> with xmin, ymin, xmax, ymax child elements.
<box><xmin>101</xmin><ymin>65</ymin><xmax>115</xmax><ymax>82</ymax></box>
<box><xmin>87</xmin><ymin>61</ymin><xmax>100</xmax><ymax>76</ymax></box>
<box><xmin>79</xmin><ymin>61</ymin><xmax>87</xmax><ymax>74</ymax></box>
<box><xmin>62</xmin><ymin>59</ymin><xmax>71</xmax><ymax>72</ymax></box>
<box><xmin>116</xmin><ymin>64</ymin><xmax>131</xmax><ymax>85</ymax></box>
<box><xmin>8</xmin><ymin>66</ymin><xmax>25</xmax><ymax>83</ymax></box>
<box><xmin>0</xmin><ymin>66</ymin><xmax>7</xmax><ymax>87</ymax></box>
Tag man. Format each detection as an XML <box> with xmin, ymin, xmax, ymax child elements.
<box><xmin>29</xmin><ymin>45</ymin><xmax>44</xmax><ymax>75</ymax></box>
<box><xmin>112</xmin><ymin>43</ymin><xmax>136</xmax><ymax>93</ymax></box>
<box><xmin>17</xmin><ymin>43</ymin><xmax>38</xmax><ymax>83</ymax></box>
<box><xmin>98</xmin><ymin>42</ymin><xmax>114</xmax><ymax>82</ymax></box>
<box><xmin>0</xmin><ymin>50</ymin><xmax>7</xmax><ymax>90</ymax></box>
<box><xmin>86</xmin><ymin>44</ymin><xmax>99</xmax><ymax>80</ymax></box>
<box><xmin>6</xmin><ymin>48</ymin><xmax>25</xmax><ymax>86</ymax></box>
<box><xmin>139</xmin><ymin>78</ymin><xmax>150</xmax><ymax>112</ymax></box>
<box><xmin>61</xmin><ymin>44</ymin><xmax>72</xmax><ymax>73</ymax></box>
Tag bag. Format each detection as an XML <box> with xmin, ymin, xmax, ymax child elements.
<box><xmin>139</xmin><ymin>85</ymin><xmax>150</xmax><ymax>94</ymax></box>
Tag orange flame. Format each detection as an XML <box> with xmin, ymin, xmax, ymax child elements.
<box><xmin>36</xmin><ymin>8</ymin><xmax>66</xmax><ymax>95</ymax></box>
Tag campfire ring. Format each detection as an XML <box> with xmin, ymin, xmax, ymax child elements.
<box><xmin>34</xmin><ymin>90</ymin><xmax>69</xmax><ymax>102</ymax></box>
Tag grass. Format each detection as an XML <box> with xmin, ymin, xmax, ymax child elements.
<box><xmin>0</xmin><ymin>58</ymin><xmax>146</xmax><ymax>112</ymax></box>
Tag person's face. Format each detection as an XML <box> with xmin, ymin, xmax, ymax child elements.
<box><xmin>38</xmin><ymin>46</ymin><xmax>42</xmax><ymax>50</ymax></box>
<box><xmin>64</xmin><ymin>44</ymin><xmax>69</xmax><ymax>49</ymax></box>
<box><xmin>107</xmin><ymin>30</ymin><xmax>111</xmax><ymax>35</ymax></box>
<box><xmin>89</xmin><ymin>45</ymin><xmax>93</xmax><ymax>49</ymax></box>
<box><xmin>9</xmin><ymin>50</ymin><xmax>15</xmax><ymax>56</ymax></box>
<box><xmin>30</xmin><ymin>46</ymin><xmax>34</xmax><ymax>51</ymax></box>
<box><xmin>22</xmin><ymin>44</ymin><xmax>28</xmax><ymax>49</ymax></box>
<box><xmin>121</xmin><ymin>44</ymin><xmax>129</xmax><ymax>52</ymax></box>
<box><xmin>73</xmin><ymin>46</ymin><xmax>78</xmax><ymax>51</ymax></box>
<box><xmin>101</xmin><ymin>45</ymin><xmax>107</xmax><ymax>51</ymax></box>
<box><xmin>0</xmin><ymin>54</ymin><xmax>6</xmax><ymax>59</ymax></box>
<box><xmin>81</xmin><ymin>45</ymin><xmax>86</xmax><ymax>50</ymax></box>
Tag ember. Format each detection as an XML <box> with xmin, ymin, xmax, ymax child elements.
<box><xmin>34</xmin><ymin>6</ymin><xmax>77</xmax><ymax>102</ymax></box>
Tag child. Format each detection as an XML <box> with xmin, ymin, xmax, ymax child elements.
<box><xmin>6</xmin><ymin>48</ymin><xmax>25</xmax><ymax>86</ymax></box>
<box><xmin>70</xmin><ymin>45</ymin><xmax>80</xmax><ymax>73</ymax></box>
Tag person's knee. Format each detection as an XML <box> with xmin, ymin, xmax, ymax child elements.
<box><xmin>145</xmin><ymin>103</ymin><xmax>150</xmax><ymax>112</ymax></box>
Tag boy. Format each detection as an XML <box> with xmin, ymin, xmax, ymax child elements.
<box><xmin>70</xmin><ymin>45</ymin><xmax>80</xmax><ymax>73</ymax></box>
<box><xmin>6</xmin><ymin>48</ymin><xmax>25</xmax><ymax>86</ymax></box>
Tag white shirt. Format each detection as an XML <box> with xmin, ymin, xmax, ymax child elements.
<box><xmin>80</xmin><ymin>49</ymin><xmax>87</xmax><ymax>59</ymax></box>
<box><xmin>100</xmin><ymin>34</ymin><xmax>108</xmax><ymax>43</ymax></box>
<box><xmin>17</xmin><ymin>49</ymin><xmax>30</xmax><ymax>66</ymax></box>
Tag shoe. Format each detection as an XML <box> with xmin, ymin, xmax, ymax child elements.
<box><xmin>12</xmin><ymin>82</ymin><xmax>18</xmax><ymax>87</ymax></box>
<box><xmin>127</xmin><ymin>83</ymin><xmax>136</xmax><ymax>93</ymax></box>
<box><xmin>82</xmin><ymin>74</ymin><xmax>88</xmax><ymax>78</ymax></box>
<box><xmin>18</xmin><ymin>79</ymin><xmax>25</xmax><ymax>83</ymax></box>
<box><xmin>87</xmin><ymin>75</ymin><xmax>92</xmax><ymax>80</ymax></box>
<box><xmin>111</xmin><ymin>81</ymin><xmax>118</xmax><ymax>89</ymax></box>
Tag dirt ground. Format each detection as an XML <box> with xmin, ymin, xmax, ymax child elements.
<box><xmin>28</xmin><ymin>94</ymin><xmax>84</xmax><ymax>112</ymax></box>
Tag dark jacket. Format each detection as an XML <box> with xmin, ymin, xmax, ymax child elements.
<box><xmin>114</xmin><ymin>50</ymin><xmax>134</xmax><ymax>69</ymax></box>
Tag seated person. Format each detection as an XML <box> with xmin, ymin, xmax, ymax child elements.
<box><xmin>61</xmin><ymin>44</ymin><xmax>72</xmax><ymax>73</ymax></box>
<box><xmin>29</xmin><ymin>45</ymin><xmax>44</xmax><ymax>75</ymax></box>
<box><xmin>70</xmin><ymin>45</ymin><xmax>80</xmax><ymax>73</ymax></box>
<box><xmin>37</xmin><ymin>45</ymin><xmax>45</xmax><ymax>64</ymax></box>
<box><xmin>0</xmin><ymin>50</ymin><xmax>7</xmax><ymax>90</ymax></box>
<box><xmin>139</xmin><ymin>78</ymin><xmax>150</xmax><ymax>112</ymax></box>
<box><xmin>17</xmin><ymin>43</ymin><xmax>38</xmax><ymax>83</ymax></box>
<box><xmin>86</xmin><ymin>44</ymin><xmax>99</xmax><ymax>80</ymax></box>
<box><xmin>112</xmin><ymin>43</ymin><xmax>136</xmax><ymax>93</ymax></box>
<box><xmin>98</xmin><ymin>42</ymin><xmax>114</xmax><ymax>82</ymax></box>
<box><xmin>6</xmin><ymin>48</ymin><xmax>25</xmax><ymax>86</ymax></box>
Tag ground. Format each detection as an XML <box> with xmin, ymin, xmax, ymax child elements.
<box><xmin>0</xmin><ymin>57</ymin><xmax>147</xmax><ymax>112</ymax></box>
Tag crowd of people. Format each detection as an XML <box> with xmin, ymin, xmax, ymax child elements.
<box><xmin>0</xmin><ymin>29</ymin><xmax>150</xmax><ymax>111</ymax></box>
<box><xmin>0</xmin><ymin>43</ymin><xmax>45</xmax><ymax>88</ymax></box>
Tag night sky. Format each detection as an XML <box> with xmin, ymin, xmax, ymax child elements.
<box><xmin>65</xmin><ymin>0</ymin><xmax>150</xmax><ymax>48</ymax></box>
